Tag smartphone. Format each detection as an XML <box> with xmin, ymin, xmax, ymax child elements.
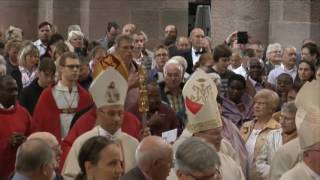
<box><xmin>237</xmin><ymin>31</ymin><xmax>248</xmax><ymax>44</ymax></box>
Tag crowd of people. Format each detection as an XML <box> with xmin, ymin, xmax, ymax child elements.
<box><xmin>0</xmin><ymin>20</ymin><xmax>319</xmax><ymax>180</ymax></box>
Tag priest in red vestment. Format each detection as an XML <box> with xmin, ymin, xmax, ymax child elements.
<box><xmin>0</xmin><ymin>76</ymin><xmax>33</xmax><ymax>179</ymax></box>
<box><xmin>32</xmin><ymin>52</ymin><xmax>92</xmax><ymax>141</ymax></box>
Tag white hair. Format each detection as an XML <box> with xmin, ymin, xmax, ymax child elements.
<box><xmin>266</xmin><ymin>43</ymin><xmax>282</xmax><ymax>55</ymax></box>
<box><xmin>67</xmin><ymin>30</ymin><xmax>84</xmax><ymax>41</ymax></box>
<box><xmin>170</xmin><ymin>56</ymin><xmax>188</xmax><ymax>71</ymax></box>
<box><xmin>163</xmin><ymin>59</ymin><xmax>184</xmax><ymax>77</ymax></box>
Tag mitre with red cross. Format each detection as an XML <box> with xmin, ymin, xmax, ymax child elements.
<box><xmin>182</xmin><ymin>69</ymin><xmax>222</xmax><ymax>134</ymax></box>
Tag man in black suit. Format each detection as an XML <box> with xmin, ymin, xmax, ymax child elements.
<box><xmin>122</xmin><ymin>136</ymin><xmax>173</xmax><ymax>180</ymax></box>
<box><xmin>171</xmin><ymin>28</ymin><xmax>205</xmax><ymax>74</ymax></box>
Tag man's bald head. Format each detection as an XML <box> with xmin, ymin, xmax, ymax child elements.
<box><xmin>15</xmin><ymin>139</ymin><xmax>54</xmax><ymax>178</ymax></box>
<box><xmin>28</xmin><ymin>132</ymin><xmax>58</xmax><ymax>148</ymax></box>
<box><xmin>189</xmin><ymin>28</ymin><xmax>205</xmax><ymax>50</ymax></box>
<box><xmin>135</xmin><ymin>136</ymin><xmax>173</xmax><ymax>177</ymax></box>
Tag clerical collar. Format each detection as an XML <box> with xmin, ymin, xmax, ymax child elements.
<box><xmin>55</xmin><ymin>81</ymin><xmax>78</xmax><ymax>92</ymax></box>
<box><xmin>97</xmin><ymin>126</ymin><xmax>121</xmax><ymax>140</ymax></box>
<box><xmin>0</xmin><ymin>103</ymin><xmax>14</xmax><ymax>110</ymax></box>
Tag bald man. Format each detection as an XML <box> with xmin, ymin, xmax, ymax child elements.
<box><xmin>171</xmin><ymin>28</ymin><xmax>205</xmax><ymax>74</ymax></box>
<box><xmin>122</xmin><ymin>136</ymin><xmax>173</xmax><ymax>180</ymax></box>
<box><xmin>27</xmin><ymin>132</ymin><xmax>62</xmax><ymax>170</ymax></box>
<box><xmin>12</xmin><ymin>139</ymin><xmax>55</xmax><ymax>180</ymax></box>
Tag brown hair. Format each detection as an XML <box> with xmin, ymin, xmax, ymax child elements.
<box><xmin>58</xmin><ymin>52</ymin><xmax>79</xmax><ymax>66</ymax></box>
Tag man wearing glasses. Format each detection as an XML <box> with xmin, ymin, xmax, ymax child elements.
<box><xmin>32</xmin><ymin>52</ymin><xmax>93</xmax><ymax>142</ymax></box>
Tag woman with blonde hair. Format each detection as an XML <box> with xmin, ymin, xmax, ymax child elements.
<box><xmin>18</xmin><ymin>43</ymin><xmax>40</xmax><ymax>87</ymax></box>
<box><xmin>240</xmin><ymin>89</ymin><xmax>281</xmax><ymax>179</ymax></box>
<box><xmin>66</xmin><ymin>30</ymin><xmax>84</xmax><ymax>52</ymax></box>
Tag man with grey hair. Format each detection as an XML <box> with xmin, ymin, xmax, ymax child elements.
<box><xmin>256</xmin><ymin>101</ymin><xmax>298</xmax><ymax>179</ymax></box>
<box><xmin>265</xmin><ymin>43</ymin><xmax>283</xmax><ymax>74</ymax></box>
<box><xmin>12</xmin><ymin>139</ymin><xmax>55</xmax><ymax>180</ymax></box>
<box><xmin>268</xmin><ymin>46</ymin><xmax>298</xmax><ymax>86</ymax></box>
<box><xmin>123</xmin><ymin>136</ymin><xmax>173</xmax><ymax>180</ymax></box>
<box><xmin>159</xmin><ymin>60</ymin><xmax>186</xmax><ymax>126</ymax></box>
<box><xmin>175</xmin><ymin>137</ymin><xmax>221</xmax><ymax>179</ymax></box>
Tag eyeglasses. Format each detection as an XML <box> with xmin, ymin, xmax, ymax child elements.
<box><xmin>63</xmin><ymin>64</ymin><xmax>80</xmax><ymax>69</ymax></box>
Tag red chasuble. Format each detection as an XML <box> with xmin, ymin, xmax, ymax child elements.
<box><xmin>0</xmin><ymin>103</ymin><xmax>32</xmax><ymax>179</ymax></box>
<box><xmin>32</xmin><ymin>84</ymin><xmax>93</xmax><ymax>142</ymax></box>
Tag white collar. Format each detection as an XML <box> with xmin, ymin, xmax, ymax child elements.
<box><xmin>0</xmin><ymin>103</ymin><xmax>14</xmax><ymax>110</ymax></box>
<box><xmin>55</xmin><ymin>81</ymin><xmax>78</xmax><ymax>92</ymax></box>
<box><xmin>302</xmin><ymin>161</ymin><xmax>320</xmax><ymax>179</ymax></box>
<box><xmin>97</xmin><ymin>126</ymin><xmax>122</xmax><ymax>140</ymax></box>
<box><xmin>192</xmin><ymin>47</ymin><xmax>202</xmax><ymax>54</ymax></box>
<box><xmin>280</xmin><ymin>63</ymin><xmax>296</xmax><ymax>71</ymax></box>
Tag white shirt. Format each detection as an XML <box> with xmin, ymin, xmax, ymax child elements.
<box><xmin>97</xmin><ymin>126</ymin><xmax>122</xmax><ymax>140</ymax></box>
<box><xmin>228</xmin><ymin>64</ymin><xmax>247</xmax><ymax>78</ymax></box>
<box><xmin>33</xmin><ymin>39</ymin><xmax>47</xmax><ymax>56</ymax></box>
<box><xmin>52</xmin><ymin>82</ymin><xmax>79</xmax><ymax>138</ymax></box>
<box><xmin>246</xmin><ymin>129</ymin><xmax>262</xmax><ymax>165</ymax></box>
<box><xmin>267</xmin><ymin>64</ymin><xmax>297</xmax><ymax>85</ymax></box>
<box><xmin>19</xmin><ymin>66</ymin><xmax>37</xmax><ymax>88</ymax></box>
<box><xmin>191</xmin><ymin>47</ymin><xmax>202</xmax><ymax>65</ymax></box>
<box><xmin>0</xmin><ymin>103</ymin><xmax>14</xmax><ymax>110</ymax></box>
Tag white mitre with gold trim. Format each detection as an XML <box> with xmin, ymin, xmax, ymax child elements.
<box><xmin>182</xmin><ymin>69</ymin><xmax>222</xmax><ymax>134</ymax></box>
<box><xmin>89</xmin><ymin>67</ymin><xmax>128</xmax><ymax>108</ymax></box>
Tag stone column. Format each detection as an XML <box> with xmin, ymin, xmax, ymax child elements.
<box><xmin>269</xmin><ymin>0</ymin><xmax>312</xmax><ymax>49</ymax></box>
<box><xmin>211</xmin><ymin>0</ymin><xmax>269</xmax><ymax>46</ymax></box>
<box><xmin>0</xmin><ymin>0</ymin><xmax>38</xmax><ymax>40</ymax></box>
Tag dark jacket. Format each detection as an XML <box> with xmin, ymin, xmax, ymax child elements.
<box><xmin>122</xmin><ymin>167</ymin><xmax>146</xmax><ymax>180</ymax></box>
<box><xmin>18</xmin><ymin>78</ymin><xmax>44</xmax><ymax>115</ymax></box>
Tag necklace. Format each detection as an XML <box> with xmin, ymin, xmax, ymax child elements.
<box><xmin>58</xmin><ymin>87</ymin><xmax>78</xmax><ymax>114</ymax></box>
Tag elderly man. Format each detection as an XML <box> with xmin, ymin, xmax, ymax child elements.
<box><xmin>122</xmin><ymin>136</ymin><xmax>173</xmax><ymax>180</ymax></box>
<box><xmin>11</xmin><ymin>139</ymin><xmax>55</xmax><ymax>180</ymax></box>
<box><xmin>27</xmin><ymin>132</ymin><xmax>62</xmax><ymax>170</ymax></box>
<box><xmin>265</xmin><ymin>43</ymin><xmax>283</xmax><ymax>74</ymax></box>
<box><xmin>0</xmin><ymin>75</ymin><xmax>32</xmax><ymax>179</ymax></box>
<box><xmin>172</xmin><ymin>70</ymin><xmax>245</xmax><ymax>180</ymax></box>
<box><xmin>175</xmin><ymin>137</ymin><xmax>221</xmax><ymax>180</ymax></box>
<box><xmin>159</xmin><ymin>60</ymin><xmax>186</xmax><ymax>126</ymax></box>
<box><xmin>268</xmin><ymin>47</ymin><xmax>298</xmax><ymax>85</ymax></box>
<box><xmin>149</xmin><ymin>45</ymin><xmax>169</xmax><ymax>83</ymax></box>
<box><xmin>33</xmin><ymin>21</ymin><xmax>53</xmax><ymax>56</ymax></box>
<box><xmin>62</xmin><ymin>68</ymin><xmax>139</xmax><ymax>179</ymax></box>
